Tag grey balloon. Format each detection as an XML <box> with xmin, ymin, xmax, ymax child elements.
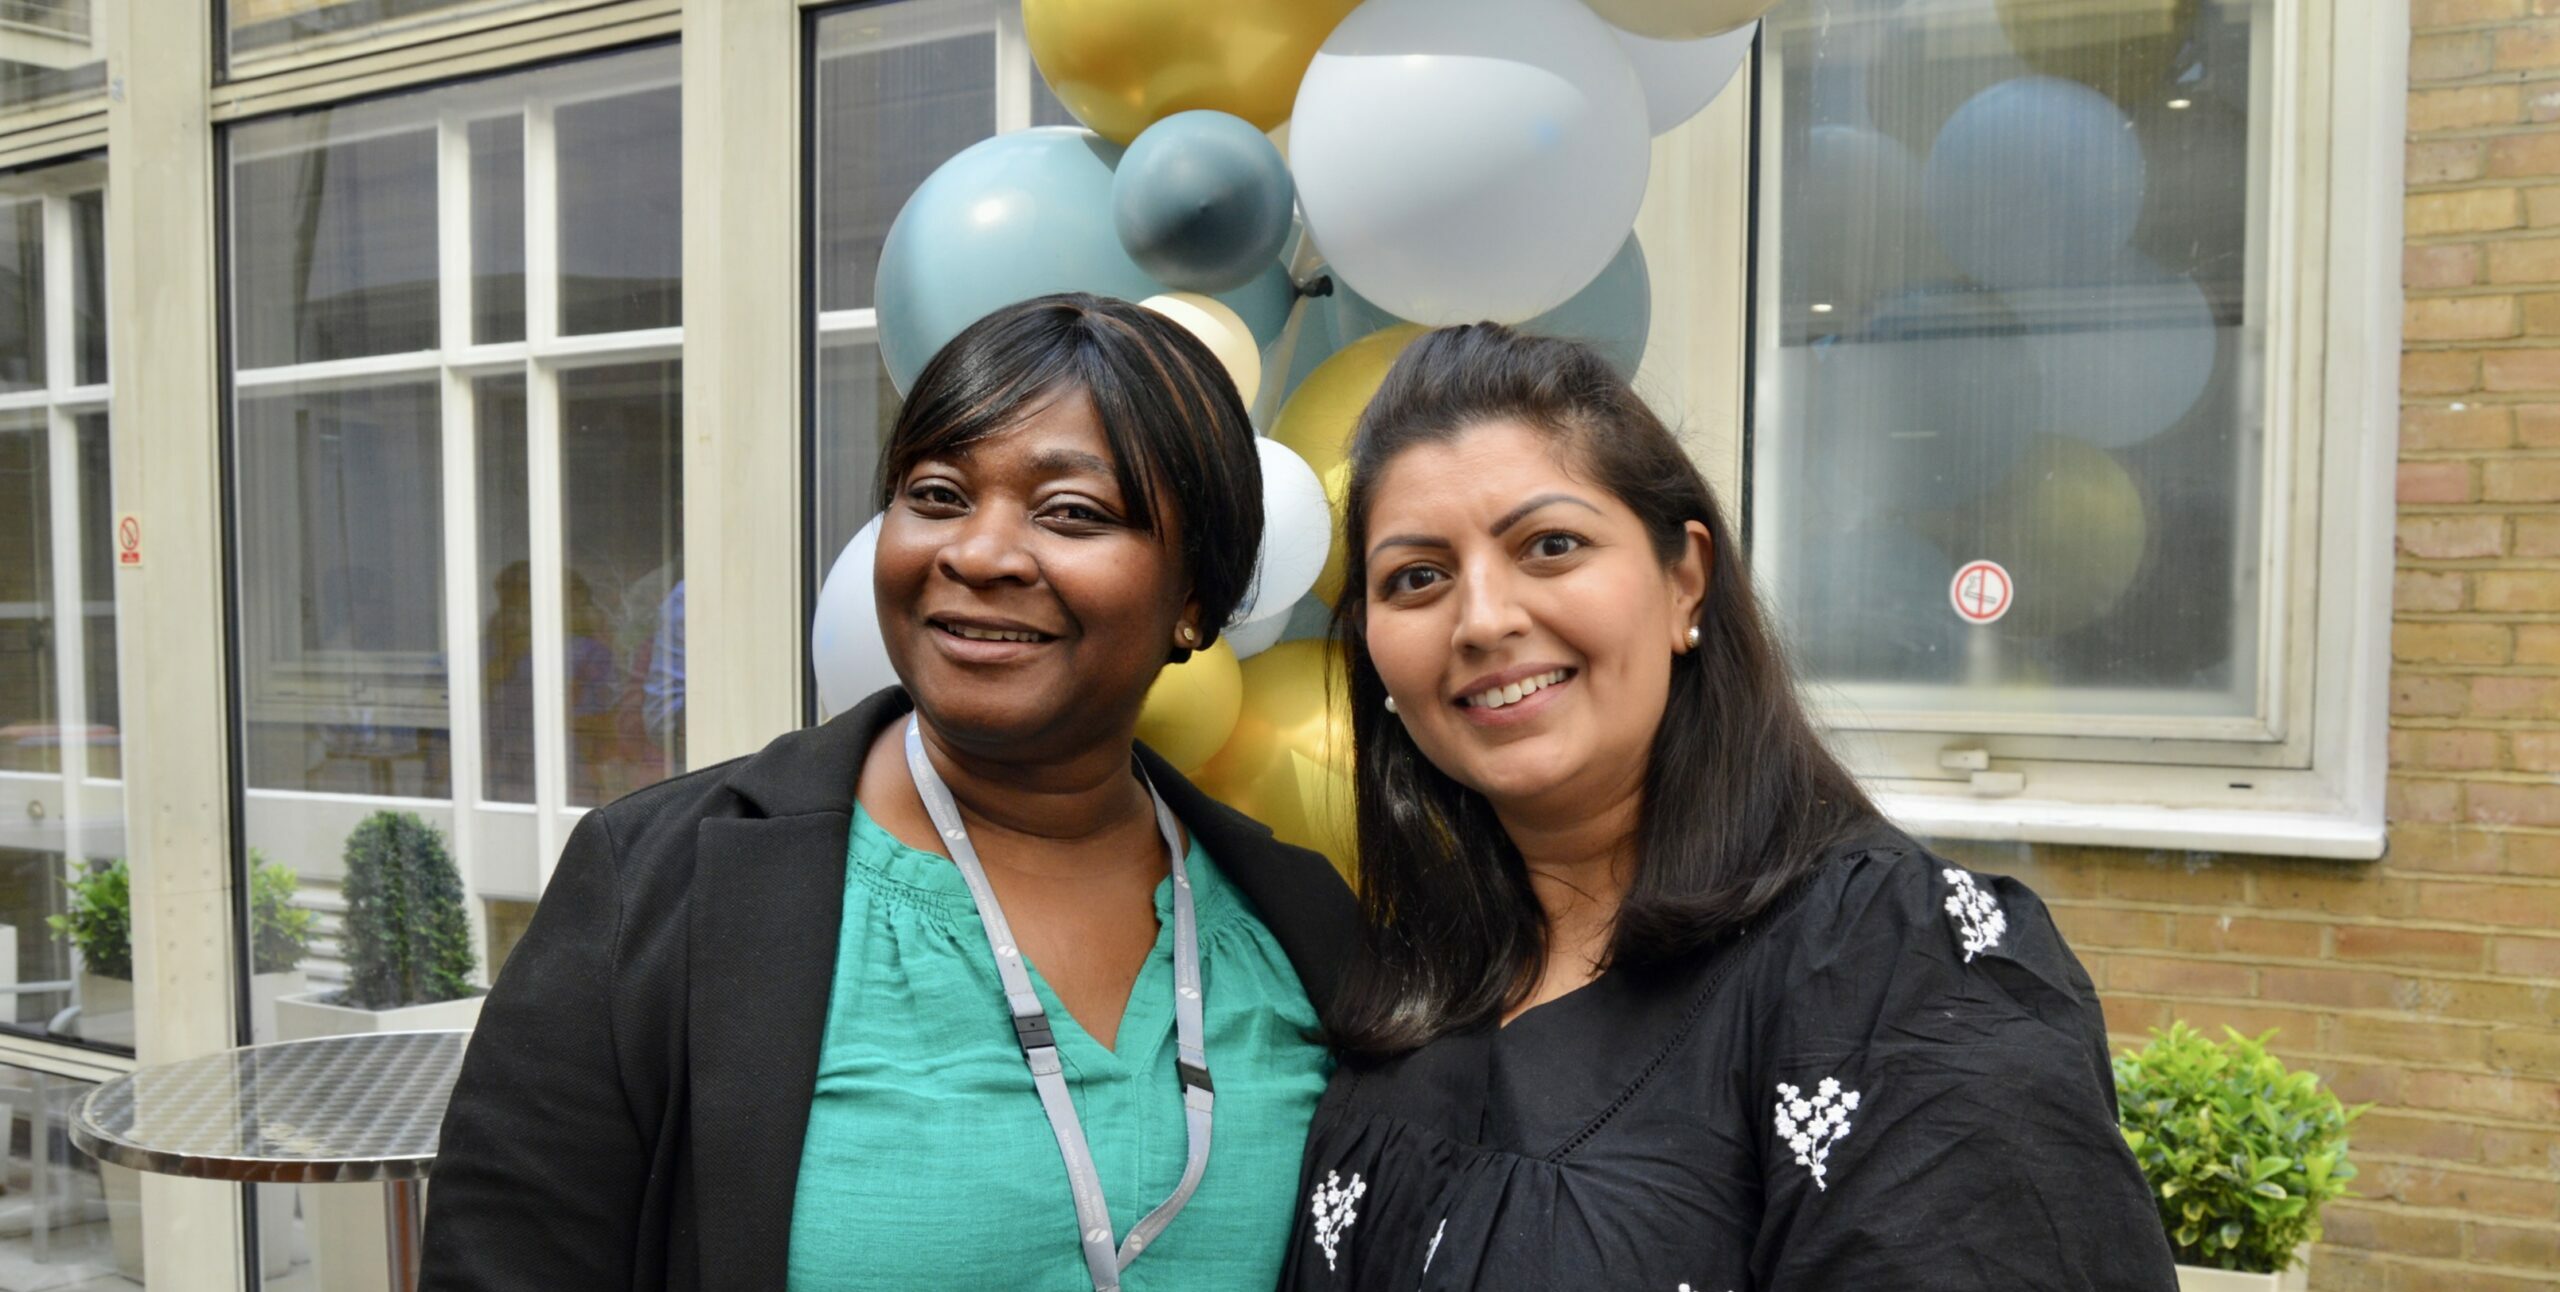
<box><xmin>1112</xmin><ymin>110</ymin><xmax>1296</xmax><ymax>293</ymax></box>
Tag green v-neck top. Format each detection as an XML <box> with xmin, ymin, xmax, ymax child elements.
<box><xmin>785</xmin><ymin>803</ymin><xmax>1333</xmax><ymax>1290</ymax></box>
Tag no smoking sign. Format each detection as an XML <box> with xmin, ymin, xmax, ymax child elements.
<box><xmin>1950</xmin><ymin>559</ymin><xmax>2012</xmax><ymax>625</ymax></box>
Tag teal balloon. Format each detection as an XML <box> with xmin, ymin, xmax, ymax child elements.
<box><xmin>1113</xmin><ymin>110</ymin><xmax>1295</xmax><ymax>293</ymax></box>
<box><xmin>1324</xmin><ymin>235</ymin><xmax>1652</xmax><ymax>376</ymax></box>
<box><xmin>1213</xmin><ymin>258</ymin><xmax>1297</xmax><ymax>351</ymax></box>
<box><xmin>1277</xmin><ymin>285</ymin><xmax>1345</xmax><ymax>404</ymax></box>
<box><xmin>876</xmin><ymin>127</ymin><xmax>1160</xmax><ymax>394</ymax></box>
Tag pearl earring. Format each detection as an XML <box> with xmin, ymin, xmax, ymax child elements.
<box><xmin>1685</xmin><ymin>625</ymin><xmax>1702</xmax><ymax>651</ymax></box>
<box><xmin>1178</xmin><ymin>625</ymin><xmax>1198</xmax><ymax>646</ymax></box>
<box><xmin>1384</xmin><ymin>696</ymin><xmax>1399</xmax><ymax>715</ymax></box>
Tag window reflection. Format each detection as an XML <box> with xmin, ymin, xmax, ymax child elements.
<box><xmin>557</xmin><ymin>87</ymin><xmax>681</xmax><ymax>336</ymax></box>
<box><xmin>560</xmin><ymin>361</ymin><xmax>683</xmax><ymax>806</ymax></box>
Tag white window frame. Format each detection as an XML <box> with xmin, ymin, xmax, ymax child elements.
<box><xmin>0</xmin><ymin>158</ymin><xmax>132</xmax><ymax>1072</ymax></box>
<box><xmin>226</xmin><ymin>46</ymin><xmax>684</xmax><ymax>980</ymax></box>
<box><xmin>1710</xmin><ymin>0</ymin><xmax>2402</xmax><ymax>859</ymax></box>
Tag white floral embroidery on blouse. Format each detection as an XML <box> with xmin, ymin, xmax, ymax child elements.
<box><xmin>1774</xmin><ymin>1077</ymin><xmax>1860</xmax><ymax>1191</ymax></box>
<box><xmin>1941</xmin><ymin>866</ymin><xmax>2007</xmax><ymax>962</ymax></box>
<box><xmin>1309</xmin><ymin>1169</ymin><xmax>1367</xmax><ymax>1273</ymax></box>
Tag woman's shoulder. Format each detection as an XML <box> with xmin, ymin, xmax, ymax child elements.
<box><xmin>1749</xmin><ymin>825</ymin><xmax>2099</xmax><ymax>1030</ymax></box>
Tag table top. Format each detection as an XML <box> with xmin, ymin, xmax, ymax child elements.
<box><xmin>71</xmin><ymin>1030</ymin><xmax>468</xmax><ymax>1184</ymax></box>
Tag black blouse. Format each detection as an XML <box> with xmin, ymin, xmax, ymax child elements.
<box><xmin>1279</xmin><ymin>833</ymin><xmax>2180</xmax><ymax>1291</ymax></box>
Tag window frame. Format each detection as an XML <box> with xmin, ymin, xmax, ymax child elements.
<box><xmin>1719</xmin><ymin>0</ymin><xmax>2402</xmax><ymax>860</ymax></box>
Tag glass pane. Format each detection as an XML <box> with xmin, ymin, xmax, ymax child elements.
<box><xmin>813</xmin><ymin>338</ymin><xmax>900</xmax><ymax>587</ymax></box>
<box><xmin>71</xmin><ymin>189</ymin><xmax>103</xmax><ymax>386</ymax></box>
<box><xmin>231</xmin><ymin>124</ymin><xmax>439</xmax><ymax>369</ymax></box>
<box><xmin>0</xmin><ymin>417</ymin><xmax>54</xmax><ymax>774</ymax></box>
<box><xmin>235</xmin><ymin>381</ymin><xmax>452</xmax><ymax>797</ymax></box>
<box><xmin>813</xmin><ymin>7</ymin><xmax>997</xmax><ymax>312</ymax></box>
<box><xmin>560</xmin><ymin>360</ymin><xmax>683</xmax><ymax>806</ymax></box>
<box><xmin>557</xmin><ymin>86</ymin><xmax>681</xmax><ymax>336</ymax></box>
<box><xmin>475</xmin><ymin>375</ymin><xmax>532</xmax><ymax>803</ymax></box>
<box><xmin>2</xmin><ymin>1064</ymin><xmax>146</xmax><ymax>1283</ymax></box>
<box><xmin>0</xmin><ymin>0</ymin><xmax>104</xmax><ymax>119</ymax></box>
<box><xmin>1756</xmin><ymin>0</ymin><xmax>2264</xmax><ymax>726</ymax></box>
<box><xmin>75</xmin><ymin>414</ymin><xmax>115</xmax><ymax>779</ymax></box>
<box><xmin>227</xmin><ymin>0</ymin><xmax>540</xmax><ymax>69</ymax></box>
<box><xmin>469</xmin><ymin>115</ymin><xmax>526</xmax><ymax>345</ymax></box>
<box><xmin>0</xmin><ymin>198</ymin><xmax>43</xmax><ymax>394</ymax></box>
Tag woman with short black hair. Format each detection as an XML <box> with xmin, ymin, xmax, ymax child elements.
<box><xmin>424</xmin><ymin>293</ymin><xmax>1354</xmax><ymax>1292</ymax></box>
<box><xmin>1280</xmin><ymin>324</ymin><xmax>2175</xmax><ymax>1290</ymax></box>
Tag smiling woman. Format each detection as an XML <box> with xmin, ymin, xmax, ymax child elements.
<box><xmin>1281</xmin><ymin>324</ymin><xmax>2178</xmax><ymax>1292</ymax></box>
<box><xmin>423</xmin><ymin>295</ymin><xmax>1355</xmax><ymax>1292</ymax></box>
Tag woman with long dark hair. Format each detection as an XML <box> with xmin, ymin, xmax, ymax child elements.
<box><xmin>424</xmin><ymin>294</ymin><xmax>1354</xmax><ymax>1291</ymax></box>
<box><xmin>1279</xmin><ymin>324</ymin><xmax>2175</xmax><ymax>1290</ymax></box>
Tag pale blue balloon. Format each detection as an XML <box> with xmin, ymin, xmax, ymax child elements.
<box><xmin>1113</xmin><ymin>110</ymin><xmax>1295</xmax><ymax>293</ymax></box>
<box><xmin>1322</xmin><ymin>234</ymin><xmax>1652</xmax><ymax>375</ymax></box>
<box><xmin>875</xmin><ymin>128</ymin><xmax>1160</xmax><ymax>394</ymax></box>
<box><xmin>1214</xmin><ymin>258</ymin><xmax>1298</xmax><ymax>352</ymax></box>
<box><xmin>1921</xmin><ymin>77</ymin><xmax>2146</xmax><ymax>292</ymax></box>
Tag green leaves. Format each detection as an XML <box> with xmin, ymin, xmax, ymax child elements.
<box><xmin>2115</xmin><ymin>1022</ymin><xmax>2363</xmax><ymax>1274</ymax></box>
<box><xmin>50</xmin><ymin>859</ymin><xmax>133</xmax><ymax>981</ymax></box>
<box><xmin>341</xmin><ymin>811</ymin><xmax>480</xmax><ymax>1010</ymax></box>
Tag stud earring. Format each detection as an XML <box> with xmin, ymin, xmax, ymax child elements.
<box><xmin>1178</xmin><ymin>624</ymin><xmax>1198</xmax><ymax>646</ymax></box>
<box><xmin>1384</xmin><ymin>696</ymin><xmax>1399</xmax><ymax>715</ymax></box>
<box><xmin>1685</xmin><ymin>625</ymin><xmax>1702</xmax><ymax>651</ymax></box>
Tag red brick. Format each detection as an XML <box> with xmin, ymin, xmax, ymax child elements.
<box><xmin>2405</xmin><ymin>1068</ymin><xmax>2560</xmax><ymax>1118</ymax></box>
<box><xmin>2489</xmin><ymin>934</ymin><xmax>2560</xmax><ymax>977</ymax></box>
<box><xmin>2407</xmin><ymin>244</ymin><xmax>2484</xmax><ymax>291</ymax></box>
<box><xmin>2392</xmin><ymin>775</ymin><xmax>2465</xmax><ymax>822</ymax></box>
<box><xmin>2471</xmin><ymin>1222</ymin><xmax>2560</xmax><ymax>1270</ymax></box>
<box><xmin>2390</xmin><ymin>1164</ymin><xmax>2560</xmax><ymax>1218</ymax></box>
<box><xmin>2481</xmin><ymin>458</ymin><xmax>2560</xmax><ymax>500</ymax></box>
<box><xmin>2333</xmin><ymin>1014</ymin><xmax>2493</xmax><ymax>1064</ymax></box>
<box><xmin>2494</xmin><ymin>833</ymin><xmax>2560</xmax><ymax>877</ymax></box>
<box><xmin>2516</xmin><ymin>514</ymin><xmax>2560</xmax><ymax>555</ymax></box>
<box><xmin>2350</xmin><ymin>1110</ymin><xmax>2480</xmax><ymax>1163</ymax></box>
<box><xmin>2513</xmin><ymin>729</ymin><xmax>2560</xmax><ymax>770</ymax></box>
<box><xmin>2489</xmin><ymin>1025</ymin><xmax>2560</xmax><ymax>1074</ymax></box>
<box><xmin>2047</xmin><ymin>904</ymin><xmax>2172</xmax><ymax>950</ymax></box>
<box><xmin>2398</xmin><ymin>515</ymin><xmax>2508</xmax><ymax>557</ymax></box>
<box><xmin>2104</xmin><ymin>954</ymin><xmax>2256</xmax><ymax>999</ymax></box>
<box><xmin>2399</xmin><ymin>461</ymin><xmax>2474</xmax><ymax>502</ymax></box>
<box><xmin>2259</xmin><ymin>965</ymin><xmax>2403</xmax><ymax>1010</ymax></box>
<box><xmin>2332</xmin><ymin>924</ymin><xmax>2488</xmax><ymax>970</ymax></box>
<box><xmin>2098</xmin><ymin>993</ymin><xmax>2170</xmax><ymax>1040</ymax></box>
<box><xmin>2468</xmin><ymin>784</ymin><xmax>2560</xmax><ymax>831</ymax></box>
<box><xmin>2398</xmin><ymin>571</ymin><xmax>2470</xmax><ymax>612</ymax></box>
<box><xmin>2106</xmin><ymin>861</ymin><xmax>2250</xmax><ymax>905</ymax></box>
<box><xmin>2318</xmin><ymin>1202</ymin><xmax>2466</xmax><ymax>1258</ymax></box>
<box><xmin>2490</xmin><ymin>131</ymin><xmax>2560</xmax><ymax>178</ymax></box>
<box><xmin>2520</xmin><ymin>403</ymin><xmax>2560</xmax><ymax>444</ymax></box>
<box><xmin>2403</xmin><ymin>401</ymin><xmax>2512</xmax><ymax>448</ymax></box>
<box><xmin>2471</xmin><ymin>675</ymin><xmax>2560</xmax><ymax>718</ymax></box>
<box><xmin>2254</xmin><ymin>866</ymin><xmax>2420</xmax><ymax>918</ymax></box>
<box><xmin>2405</xmin><ymin>351</ymin><xmax>2483</xmax><ymax>394</ymax></box>
<box><xmin>2396</xmin><ymin>728</ymin><xmax>2506</xmax><ymax>770</ymax></box>
<box><xmin>2168</xmin><ymin>914</ymin><xmax>2325</xmax><ymax>958</ymax></box>
<box><xmin>2480</xmin><ymin>1124</ymin><xmax>2560</xmax><ymax>1172</ymax></box>
<box><xmin>2387</xmin><ymin>823</ymin><xmax>2507</xmax><ymax>873</ymax></box>
<box><xmin>2484</xmin><ymin>347</ymin><xmax>2560</xmax><ymax>390</ymax></box>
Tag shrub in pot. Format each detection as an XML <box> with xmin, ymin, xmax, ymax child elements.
<box><xmin>49</xmin><ymin>858</ymin><xmax>133</xmax><ymax>1044</ymax></box>
<box><xmin>2116</xmin><ymin>1023</ymin><xmax>2362</xmax><ymax>1291</ymax></box>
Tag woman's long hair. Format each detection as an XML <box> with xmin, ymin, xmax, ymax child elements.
<box><xmin>1329</xmin><ymin>324</ymin><xmax>1881</xmax><ymax>1056</ymax></box>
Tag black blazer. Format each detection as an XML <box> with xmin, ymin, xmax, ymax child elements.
<box><xmin>419</xmin><ymin>687</ymin><xmax>1357</xmax><ymax>1291</ymax></box>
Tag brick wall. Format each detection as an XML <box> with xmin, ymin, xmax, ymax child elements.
<box><xmin>1928</xmin><ymin>6</ymin><xmax>2560</xmax><ymax>1287</ymax></box>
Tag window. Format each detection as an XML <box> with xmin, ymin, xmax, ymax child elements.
<box><xmin>0</xmin><ymin>161</ymin><xmax>123</xmax><ymax>1054</ymax></box>
<box><xmin>224</xmin><ymin>0</ymin><xmax>546</xmax><ymax>71</ymax></box>
<box><xmin>809</xmin><ymin>0</ymin><xmax>1080</xmax><ymax>651</ymax></box>
<box><xmin>0</xmin><ymin>0</ymin><xmax>105</xmax><ymax>119</ymax></box>
<box><xmin>224</xmin><ymin>44</ymin><xmax>683</xmax><ymax>1045</ymax></box>
<box><xmin>1748</xmin><ymin>0</ymin><xmax>2395</xmax><ymax>856</ymax></box>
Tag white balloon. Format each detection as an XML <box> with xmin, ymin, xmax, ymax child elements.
<box><xmin>811</xmin><ymin>514</ymin><xmax>898</xmax><ymax>717</ymax></box>
<box><xmin>1141</xmin><ymin>291</ymin><xmax>1264</xmax><ymax>407</ymax></box>
<box><xmin>1222</xmin><ymin>609</ymin><xmax>1295</xmax><ymax>660</ymax></box>
<box><xmin>1583</xmin><ymin>0</ymin><xmax>1774</xmax><ymax>41</ymax></box>
<box><xmin>1615</xmin><ymin>21</ymin><xmax>1755</xmax><ymax>135</ymax></box>
<box><xmin>2026</xmin><ymin>270</ymin><xmax>2218</xmax><ymax>449</ymax></box>
<box><xmin>1290</xmin><ymin>0</ymin><xmax>1651</xmax><ymax>325</ymax></box>
<box><xmin>1233</xmin><ymin>439</ymin><xmax>1332</xmax><ymax>626</ymax></box>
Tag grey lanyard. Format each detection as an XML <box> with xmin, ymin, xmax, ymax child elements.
<box><xmin>904</xmin><ymin>717</ymin><xmax>1214</xmax><ymax>1292</ymax></box>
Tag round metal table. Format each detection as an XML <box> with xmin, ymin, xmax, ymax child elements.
<box><xmin>70</xmin><ymin>1030</ymin><xmax>467</xmax><ymax>1292</ymax></box>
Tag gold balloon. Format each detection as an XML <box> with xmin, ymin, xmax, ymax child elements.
<box><xmin>1993</xmin><ymin>0</ymin><xmax>2198</xmax><ymax>103</ymax></box>
<box><xmin>1276</xmin><ymin>326</ymin><xmax>1421</xmax><ymax>613</ymax></box>
<box><xmin>1024</xmin><ymin>0</ymin><xmax>1365</xmax><ymax>145</ymax></box>
<box><xmin>1136</xmin><ymin>640</ymin><xmax>1244</xmax><ymax>774</ymax></box>
<box><xmin>1581</xmin><ymin>0</ymin><xmax>1775</xmax><ymax>41</ymax></box>
<box><xmin>1192</xmin><ymin>639</ymin><xmax>1357</xmax><ymax>877</ymax></box>
<box><xmin>1311</xmin><ymin>460</ymin><xmax>1354</xmax><ymax>607</ymax></box>
<box><xmin>1921</xmin><ymin>434</ymin><xmax>2147</xmax><ymax>639</ymax></box>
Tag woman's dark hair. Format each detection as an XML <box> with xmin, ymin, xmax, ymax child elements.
<box><xmin>877</xmin><ymin>292</ymin><xmax>1264</xmax><ymax>654</ymax></box>
<box><xmin>1329</xmin><ymin>323</ymin><xmax>1881</xmax><ymax>1055</ymax></box>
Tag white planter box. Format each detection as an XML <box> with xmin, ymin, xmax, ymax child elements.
<box><xmin>2176</xmin><ymin>1248</ymin><xmax>2311</xmax><ymax>1292</ymax></box>
<box><xmin>271</xmin><ymin>989</ymin><xmax>485</xmax><ymax>1292</ymax></box>
<box><xmin>72</xmin><ymin>971</ymin><xmax>133</xmax><ymax>1048</ymax></box>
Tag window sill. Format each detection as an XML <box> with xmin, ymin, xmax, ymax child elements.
<box><xmin>1876</xmin><ymin>788</ymin><xmax>2385</xmax><ymax>862</ymax></box>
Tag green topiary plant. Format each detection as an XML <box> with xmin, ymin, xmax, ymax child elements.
<box><xmin>49</xmin><ymin>859</ymin><xmax>132</xmax><ymax>981</ymax></box>
<box><xmin>339</xmin><ymin>811</ymin><xmax>478</xmax><ymax>1010</ymax></box>
<box><xmin>250</xmin><ymin>852</ymin><xmax>315</xmax><ymax>975</ymax></box>
<box><xmin>2115</xmin><ymin>1023</ymin><xmax>2363</xmax><ymax>1273</ymax></box>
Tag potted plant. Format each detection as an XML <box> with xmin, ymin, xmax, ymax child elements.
<box><xmin>49</xmin><ymin>858</ymin><xmax>134</xmax><ymax>1047</ymax></box>
<box><xmin>272</xmin><ymin>810</ymin><xmax>482</xmax><ymax>1292</ymax></box>
<box><xmin>2115</xmin><ymin>1023</ymin><xmax>2363</xmax><ymax>1292</ymax></box>
<box><xmin>276</xmin><ymin>810</ymin><xmax>483</xmax><ymax>1039</ymax></box>
<box><xmin>247</xmin><ymin>852</ymin><xmax>316</xmax><ymax>1043</ymax></box>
